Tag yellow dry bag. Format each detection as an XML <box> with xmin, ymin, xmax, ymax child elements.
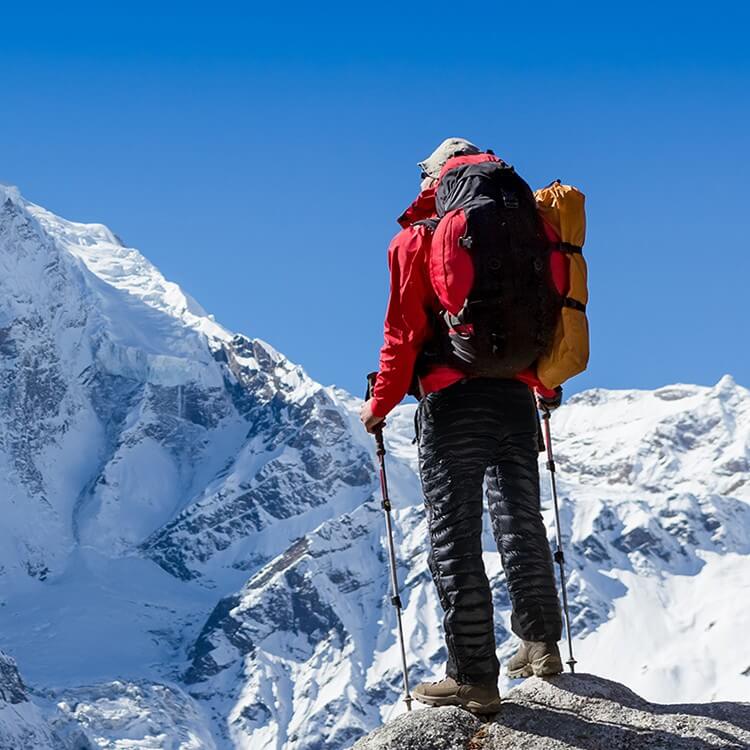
<box><xmin>535</xmin><ymin>181</ymin><xmax>589</xmax><ymax>389</ymax></box>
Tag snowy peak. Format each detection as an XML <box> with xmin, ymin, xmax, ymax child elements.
<box><xmin>1</xmin><ymin>184</ymin><xmax>230</xmax><ymax>392</ymax></box>
<box><xmin>30</xmin><ymin>196</ymin><xmax>231</xmax><ymax>346</ymax></box>
<box><xmin>8</xmin><ymin>183</ymin><xmax>230</xmax><ymax>344</ymax></box>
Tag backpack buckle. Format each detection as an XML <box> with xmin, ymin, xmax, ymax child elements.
<box><xmin>501</xmin><ymin>189</ymin><xmax>519</xmax><ymax>208</ymax></box>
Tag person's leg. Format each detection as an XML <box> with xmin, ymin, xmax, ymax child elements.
<box><xmin>416</xmin><ymin>381</ymin><xmax>499</xmax><ymax>686</ymax></box>
<box><xmin>485</xmin><ymin>383</ymin><xmax>562</xmax><ymax>645</ymax></box>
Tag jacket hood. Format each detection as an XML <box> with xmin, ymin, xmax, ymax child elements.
<box><xmin>397</xmin><ymin>185</ymin><xmax>437</xmax><ymax>228</ymax></box>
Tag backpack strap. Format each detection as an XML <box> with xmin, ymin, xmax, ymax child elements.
<box><xmin>554</xmin><ymin>242</ymin><xmax>583</xmax><ymax>254</ymax></box>
<box><xmin>562</xmin><ymin>297</ymin><xmax>587</xmax><ymax>313</ymax></box>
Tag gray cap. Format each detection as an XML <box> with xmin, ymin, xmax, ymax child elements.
<box><xmin>418</xmin><ymin>137</ymin><xmax>481</xmax><ymax>178</ymax></box>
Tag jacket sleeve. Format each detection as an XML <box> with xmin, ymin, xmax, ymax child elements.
<box><xmin>370</xmin><ymin>226</ymin><xmax>433</xmax><ymax>418</ymax></box>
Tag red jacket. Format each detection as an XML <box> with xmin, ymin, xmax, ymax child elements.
<box><xmin>371</xmin><ymin>156</ymin><xmax>556</xmax><ymax>418</ymax></box>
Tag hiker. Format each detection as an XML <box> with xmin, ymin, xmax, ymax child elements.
<box><xmin>360</xmin><ymin>138</ymin><xmax>570</xmax><ymax>714</ymax></box>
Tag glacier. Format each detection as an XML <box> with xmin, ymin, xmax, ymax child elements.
<box><xmin>0</xmin><ymin>183</ymin><xmax>748</xmax><ymax>748</ymax></box>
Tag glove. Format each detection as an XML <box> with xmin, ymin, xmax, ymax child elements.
<box><xmin>536</xmin><ymin>386</ymin><xmax>563</xmax><ymax>412</ymax></box>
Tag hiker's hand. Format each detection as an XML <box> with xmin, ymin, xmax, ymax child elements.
<box><xmin>360</xmin><ymin>399</ymin><xmax>385</xmax><ymax>434</ymax></box>
<box><xmin>536</xmin><ymin>386</ymin><xmax>563</xmax><ymax>412</ymax></box>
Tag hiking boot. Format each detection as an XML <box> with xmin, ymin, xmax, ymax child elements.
<box><xmin>507</xmin><ymin>640</ymin><xmax>563</xmax><ymax>678</ymax></box>
<box><xmin>412</xmin><ymin>676</ymin><xmax>502</xmax><ymax>714</ymax></box>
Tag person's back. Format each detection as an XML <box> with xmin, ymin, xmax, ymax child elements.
<box><xmin>361</xmin><ymin>138</ymin><xmax>565</xmax><ymax>713</ymax></box>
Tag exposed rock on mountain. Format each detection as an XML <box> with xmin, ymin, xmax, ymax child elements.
<box><xmin>0</xmin><ymin>651</ymin><xmax>92</xmax><ymax>749</ymax></box>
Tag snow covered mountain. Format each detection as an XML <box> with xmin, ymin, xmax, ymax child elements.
<box><xmin>184</xmin><ymin>378</ymin><xmax>750</xmax><ymax>747</ymax></box>
<box><xmin>0</xmin><ymin>184</ymin><xmax>748</xmax><ymax>748</ymax></box>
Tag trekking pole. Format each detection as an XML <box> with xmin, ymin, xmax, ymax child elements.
<box><xmin>366</xmin><ymin>373</ymin><xmax>413</xmax><ymax>712</ymax></box>
<box><xmin>540</xmin><ymin>407</ymin><xmax>578</xmax><ymax>674</ymax></box>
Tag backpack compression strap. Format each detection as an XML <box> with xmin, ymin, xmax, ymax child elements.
<box><xmin>562</xmin><ymin>297</ymin><xmax>586</xmax><ymax>313</ymax></box>
<box><xmin>554</xmin><ymin>242</ymin><xmax>583</xmax><ymax>254</ymax></box>
<box><xmin>413</xmin><ymin>218</ymin><xmax>439</xmax><ymax>232</ymax></box>
<box><xmin>553</xmin><ymin>242</ymin><xmax>585</xmax><ymax>311</ymax></box>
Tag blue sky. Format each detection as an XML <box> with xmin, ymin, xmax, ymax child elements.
<box><xmin>1</xmin><ymin>2</ymin><xmax>748</xmax><ymax>399</ymax></box>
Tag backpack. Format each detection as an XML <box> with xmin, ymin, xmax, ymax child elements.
<box><xmin>417</xmin><ymin>157</ymin><xmax>560</xmax><ymax>379</ymax></box>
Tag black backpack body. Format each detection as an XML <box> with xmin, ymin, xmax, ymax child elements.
<box><xmin>418</xmin><ymin>160</ymin><xmax>560</xmax><ymax>378</ymax></box>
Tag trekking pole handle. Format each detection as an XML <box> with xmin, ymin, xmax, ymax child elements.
<box><xmin>365</xmin><ymin>371</ymin><xmax>378</xmax><ymax>401</ymax></box>
<box><xmin>540</xmin><ymin>408</ymin><xmax>555</xmax><ymax>472</ymax></box>
<box><xmin>365</xmin><ymin>372</ymin><xmax>386</xmax><ymax>453</ymax></box>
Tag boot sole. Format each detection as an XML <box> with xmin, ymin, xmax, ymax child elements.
<box><xmin>413</xmin><ymin>693</ymin><xmax>502</xmax><ymax>715</ymax></box>
<box><xmin>507</xmin><ymin>653</ymin><xmax>563</xmax><ymax>679</ymax></box>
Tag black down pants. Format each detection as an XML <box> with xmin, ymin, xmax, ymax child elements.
<box><xmin>416</xmin><ymin>377</ymin><xmax>562</xmax><ymax>686</ymax></box>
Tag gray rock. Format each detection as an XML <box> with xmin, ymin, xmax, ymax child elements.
<box><xmin>352</xmin><ymin>705</ymin><xmax>482</xmax><ymax>750</ymax></box>
<box><xmin>0</xmin><ymin>651</ymin><xmax>27</xmax><ymax>704</ymax></box>
<box><xmin>353</xmin><ymin>674</ymin><xmax>750</xmax><ymax>750</ymax></box>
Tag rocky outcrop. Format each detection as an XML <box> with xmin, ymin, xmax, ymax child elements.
<box><xmin>353</xmin><ymin>674</ymin><xmax>750</xmax><ymax>749</ymax></box>
<box><xmin>0</xmin><ymin>651</ymin><xmax>93</xmax><ymax>749</ymax></box>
